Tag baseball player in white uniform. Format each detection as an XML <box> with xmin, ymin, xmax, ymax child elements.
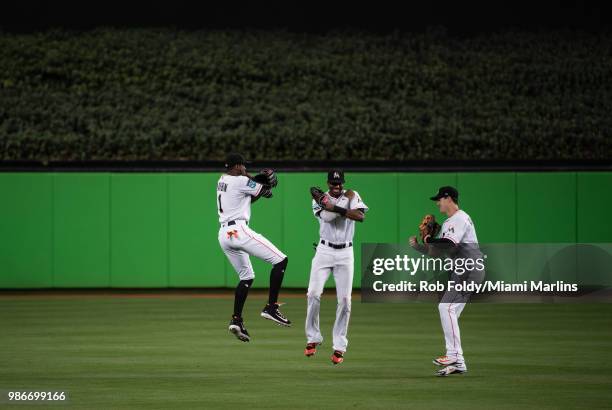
<box><xmin>217</xmin><ymin>153</ymin><xmax>291</xmax><ymax>343</ymax></box>
<box><xmin>410</xmin><ymin>186</ymin><xmax>484</xmax><ymax>376</ymax></box>
<box><xmin>305</xmin><ymin>170</ymin><xmax>368</xmax><ymax>365</ymax></box>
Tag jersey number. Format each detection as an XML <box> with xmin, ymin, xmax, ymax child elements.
<box><xmin>218</xmin><ymin>194</ymin><xmax>223</xmax><ymax>213</ymax></box>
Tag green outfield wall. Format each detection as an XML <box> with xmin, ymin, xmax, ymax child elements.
<box><xmin>1</xmin><ymin>172</ymin><xmax>611</xmax><ymax>289</ymax></box>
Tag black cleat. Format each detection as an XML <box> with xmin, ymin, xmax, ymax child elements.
<box><xmin>261</xmin><ymin>303</ymin><xmax>292</xmax><ymax>327</ymax></box>
<box><xmin>228</xmin><ymin>315</ymin><xmax>250</xmax><ymax>342</ymax></box>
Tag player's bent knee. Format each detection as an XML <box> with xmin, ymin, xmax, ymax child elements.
<box><xmin>238</xmin><ymin>279</ymin><xmax>254</xmax><ymax>288</ymax></box>
<box><xmin>274</xmin><ymin>257</ymin><xmax>288</xmax><ymax>270</ymax></box>
<box><xmin>239</xmin><ymin>270</ymin><xmax>255</xmax><ymax>281</ymax></box>
<box><xmin>307</xmin><ymin>291</ymin><xmax>322</xmax><ymax>300</ymax></box>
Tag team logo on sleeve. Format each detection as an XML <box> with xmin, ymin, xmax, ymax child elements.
<box><xmin>247</xmin><ymin>179</ymin><xmax>256</xmax><ymax>188</ymax></box>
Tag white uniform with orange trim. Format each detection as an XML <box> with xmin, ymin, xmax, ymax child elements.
<box><xmin>217</xmin><ymin>174</ymin><xmax>286</xmax><ymax>281</ymax></box>
<box><xmin>305</xmin><ymin>190</ymin><xmax>368</xmax><ymax>353</ymax></box>
<box><xmin>438</xmin><ymin>209</ymin><xmax>479</xmax><ymax>369</ymax></box>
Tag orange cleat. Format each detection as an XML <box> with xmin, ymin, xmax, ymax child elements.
<box><xmin>331</xmin><ymin>350</ymin><xmax>344</xmax><ymax>365</ymax></box>
<box><xmin>304</xmin><ymin>342</ymin><xmax>320</xmax><ymax>357</ymax></box>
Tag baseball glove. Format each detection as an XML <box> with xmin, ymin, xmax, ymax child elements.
<box><xmin>419</xmin><ymin>214</ymin><xmax>441</xmax><ymax>242</ymax></box>
<box><xmin>310</xmin><ymin>186</ymin><xmax>330</xmax><ymax>208</ymax></box>
<box><xmin>252</xmin><ymin>168</ymin><xmax>278</xmax><ymax>188</ymax></box>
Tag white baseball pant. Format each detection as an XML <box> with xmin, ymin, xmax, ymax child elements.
<box><xmin>438</xmin><ymin>268</ymin><xmax>483</xmax><ymax>369</ymax></box>
<box><xmin>305</xmin><ymin>243</ymin><xmax>354</xmax><ymax>352</ymax></box>
<box><xmin>218</xmin><ymin>221</ymin><xmax>286</xmax><ymax>280</ymax></box>
<box><xmin>439</xmin><ymin>302</ymin><xmax>467</xmax><ymax>368</ymax></box>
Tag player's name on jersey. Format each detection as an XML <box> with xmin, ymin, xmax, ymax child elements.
<box><xmin>371</xmin><ymin>280</ymin><xmax>579</xmax><ymax>293</ymax></box>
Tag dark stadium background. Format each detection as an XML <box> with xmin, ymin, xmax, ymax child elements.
<box><xmin>1</xmin><ymin>1</ymin><xmax>611</xmax><ymax>163</ymax></box>
<box><xmin>1</xmin><ymin>1</ymin><xmax>608</xmax><ymax>31</ymax></box>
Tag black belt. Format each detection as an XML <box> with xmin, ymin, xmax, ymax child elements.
<box><xmin>225</xmin><ymin>220</ymin><xmax>247</xmax><ymax>227</ymax></box>
<box><xmin>320</xmin><ymin>240</ymin><xmax>352</xmax><ymax>249</ymax></box>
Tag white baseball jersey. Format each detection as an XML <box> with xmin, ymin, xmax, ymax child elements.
<box><xmin>439</xmin><ymin>210</ymin><xmax>478</xmax><ymax>244</ymax></box>
<box><xmin>306</xmin><ymin>189</ymin><xmax>368</xmax><ymax>352</ymax></box>
<box><xmin>311</xmin><ymin>190</ymin><xmax>368</xmax><ymax>244</ymax></box>
<box><xmin>217</xmin><ymin>174</ymin><xmax>285</xmax><ymax>281</ymax></box>
<box><xmin>216</xmin><ymin>174</ymin><xmax>263</xmax><ymax>224</ymax></box>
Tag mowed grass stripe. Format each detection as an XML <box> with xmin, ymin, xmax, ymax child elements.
<box><xmin>1</xmin><ymin>298</ymin><xmax>611</xmax><ymax>409</ymax></box>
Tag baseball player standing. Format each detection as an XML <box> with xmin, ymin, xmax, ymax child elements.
<box><xmin>410</xmin><ymin>186</ymin><xmax>484</xmax><ymax>376</ymax></box>
<box><xmin>305</xmin><ymin>170</ymin><xmax>368</xmax><ymax>364</ymax></box>
<box><xmin>217</xmin><ymin>153</ymin><xmax>291</xmax><ymax>343</ymax></box>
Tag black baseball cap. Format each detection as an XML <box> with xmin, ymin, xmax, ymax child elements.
<box><xmin>430</xmin><ymin>186</ymin><xmax>459</xmax><ymax>202</ymax></box>
<box><xmin>327</xmin><ymin>170</ymin><xmax>345</xmax><ymax>184</ymax></box>
<box><xmin>224</xmin><ymin>153</ymin><xmax>250</xmax><ymax>168</ymax></box>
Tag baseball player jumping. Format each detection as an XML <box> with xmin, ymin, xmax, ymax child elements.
<box><xmin>217</xmin><ymin>153</ymin><xmax>291</xmax><ymax>343</ymax></box>
<box><xmin>306</xmin><ymin>170</ymin><xmax>368</xmax><ymax>364</ymax></box>
<box><xmin>410</xmin><ymin>186</ymin><xmax>484</xmax><ymax>376</ymax></box>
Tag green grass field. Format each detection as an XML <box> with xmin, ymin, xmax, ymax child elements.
<box><xmin>1</xmin><ymin>292</ymin><xmax>611</xmax><ymax>409</ymax></box>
